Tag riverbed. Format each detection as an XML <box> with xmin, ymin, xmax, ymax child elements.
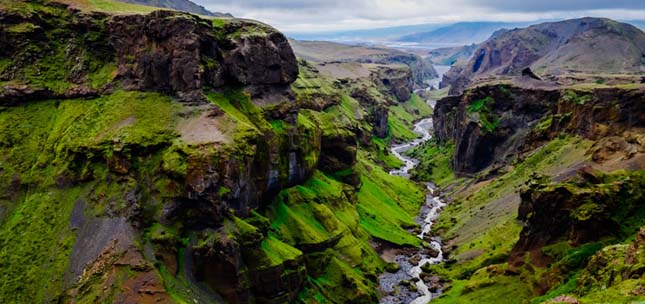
<box><xmin>378</xmin><ymin>101</ymin><xmax>447</xmax><ymax>304</ymax></box>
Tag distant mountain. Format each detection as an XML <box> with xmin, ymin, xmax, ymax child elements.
<box><xmin>116</xmin><ymin>0</ymin><xmax>232</xmax><ymax>17</ymax></box>
<box><xmin>442</xmin><ymin>18</ymin><xmax>645</xmax><ymax>94</ymax></box>
<box><xmin>287</xmin><ymin>23</ymin><xmax>448</xmax><ymax>43</ymax></box>
<box><xmin>398</xmin><ymin>22</ymin><xmax>537</xmax><ymax>45</ymax></box>
<box><xmin>289</xmin><ymin>39</ymin><xmax>438</xmax><ymax>86</ymax></box>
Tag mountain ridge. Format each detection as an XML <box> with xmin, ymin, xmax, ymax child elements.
<box><xmin>116</xmin><ymin>0</ymin><xmax>231</xmax><ymax>16</ymax></box>
<box><xmin>442</xmin><ymin>17</ymin><xmax>645</xmax><ymax>94</ymax></box>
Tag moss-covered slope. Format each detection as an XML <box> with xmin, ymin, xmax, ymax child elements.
<box><xmin>0</xmin><ymin>3</ymin><xmax>435</xmax><ymax>303</ymax></box>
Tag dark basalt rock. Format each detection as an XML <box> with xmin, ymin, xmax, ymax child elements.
<box><xmin>108</xmin><ymin>11</ymin><xmax>297</xmax><ymax>101</ymax></box>
<box><xmin>218</xmin><ymin>19</ymin><xmax>298</xmax><ymax>86</ymax></box>
<box><xmin>0</xmin><ymin>6</ymin><xmax>298</xmax><ymax>104</ymax></box>
<box><xmin>508</xmin><ymin>170</ymin><xmax>645</xmax><ymax>270</ymax></box>
<box><xmin>351</xmin><ymin>87</ymin><xmax>390</xmax><ymax>138</ymax></box>
<box><xmin>318</xmin><ymin>133</ymin><xmax>358</xmax><ymax>174</ymax></box>
<box><xmin>434</xmin><ymin>85</ymin><xmax>645</xmax><ymax>175</ymax></box>
<box><xmin>192</xmin><ymin>225</ymin><xmax>307</xmax><ymax>304</ymax></box>
<box><xmin>521</xmin><ymin>67</ymin><xmax>542</xmax><ymax>80</ymax></box>
<box><xmin>371</xmin><ymin>65</ymin><xmax>414</xmax><ymax>102</ymax></box>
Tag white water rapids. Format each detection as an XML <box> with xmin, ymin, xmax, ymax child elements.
<box><xmin>379</xmin><ymin>102</ymin><xmax>447</xmax><ymax>304</ymax></box>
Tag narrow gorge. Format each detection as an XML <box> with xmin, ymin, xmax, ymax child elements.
<box><xmin>0</xmin><ymin>1</ymin><xmax>644</xmax><ymax>304</ymax></box>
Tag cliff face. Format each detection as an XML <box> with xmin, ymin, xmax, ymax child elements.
<box><xmin>511</xmin><ymin>171</ymin><xmax>645</xmax><ymax>268</ymax></box>
<box><xmin>0</xmin><ymin>7</ymin><xmax>296</xmax><ymax>104</ymax></box>
<box><xmin>434</xmin><ymin>85</ymin><xmax>645</xmax><ymax>174</ymax></box>
<box><xmin>0</xmin><ymin>2</ymin><xmax>429</xmax><ymax>304</ymax></box>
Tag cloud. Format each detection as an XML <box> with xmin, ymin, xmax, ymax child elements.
<box><xmin>195</xmin><ymin>0</ymin><xmax>645</xmax><ymax>33</ymax></box>
<box><xmin>467</xmin><ymin>0</ymin><xmax>645</xmax><ymax>12</ymax></box>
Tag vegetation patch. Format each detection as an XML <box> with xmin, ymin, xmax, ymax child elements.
<box><xmin>407</xmin><ymin>140</ymin><xmax>456</xmax><ymax>187</ymax></box>
<box><xmin>562</xmin><ymin>90</ymin><xmax>592</xmax><ymax>105</ymax></box>
<box><xmin>467</xmin><ymin>96</ymin><xmax>500</xmax><ymax>133</ymax></box>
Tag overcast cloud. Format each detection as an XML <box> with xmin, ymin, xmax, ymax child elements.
<box><xmin>195</xmin><ymin>0</ymin><xmax>645</xmax><ymax>33</ymax></box>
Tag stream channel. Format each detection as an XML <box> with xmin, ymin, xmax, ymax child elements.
<box><xmin>378</xmin><ymin>86</ymin><xmax>448</xmax><ymax>304</ymax></box>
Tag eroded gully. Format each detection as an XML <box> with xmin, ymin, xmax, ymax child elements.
<box><xmin>378</xmin><ymin>94</ymin><xmax>448</xmax><ymax>304</ymax></box>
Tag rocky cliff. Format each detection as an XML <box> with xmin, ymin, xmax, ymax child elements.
<box><xmin>442</xmin><ymin>18</ymin><xmax>645</xmax><ymax>94</ymax></box>
<box><xmin>0</xmin><ymin>2</ymin><xmax>431</xmax><ymax>303</ymax></box>
<box><xmin>419</xmin><ymin>80</ymin><xmax>645</xmax><ymax>304</ymax></box>
<box><xmin>0</xmin><ymin>6</ymin><xmax>296</xmax><ymax>104</ymax></box>
<box><xmin>434</xmin><ymin>84</ymin><xmax>645</xmax><ymax>175</ymax></box>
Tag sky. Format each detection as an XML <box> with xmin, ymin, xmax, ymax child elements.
<box><xmin>196</xmin><ymin>0</ymin><xmax>645</xmax><ymax>33</ymax></box>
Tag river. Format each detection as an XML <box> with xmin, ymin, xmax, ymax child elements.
<box><xmin>378</xmin><ymin>72</ymin><xmax>450</xmax><ymax>303</ymax></box>
<box><xmin>425</xmin><ymin>65</ymin><xmax>451</xmax><ymax>90</ymax></box>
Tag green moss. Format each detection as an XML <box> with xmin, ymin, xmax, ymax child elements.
<box><xmin>0</xmin><ymin>87</ymin><xmax>190</xmax><ymax>301</ymax></box>
<box><xmin>571</xmin><ymin>202</ymin><xmax>604</xmax><ymax>221</ymax></box>
<box><xmin>386</xmin><ymin>94</ymin><xmax>432</xmax><ymax>142</ymax></box>
<box><xmin>262</xmin><ymin>170</ymin><xmax>390</xmax><ymax>302</ymax></box>
<box><xmin>207</xmin><ymin>89</ymin><xmax>267</xmax><ymax>131</ymax></box>
<box><xmin>465</xmin><ymin>96</ymin><xmax>500</xmax><ymax>133</ymax></box>
<box><xmin>355</xmin><ymin>154</ymin><xmax>425</xmax><ymax>246</ymax></box>
<box><xmin>261</xmin><ymin>233</ymin><xmax>303</xmax><ymax>267</ymax></box>
<box><xmin>270</xmin><ymin>119</ymin><xmax>287</xmax><ymax>134</ymax></box>
<box><xmin>407</xmin><ymin>140</ymin><xmax>456</xmax><ymax>186</ymax></box>
<box><xmin>308</xmin><ymin>254</ymin><xmax>379</xmax><ymax>303</ymax></box>
<box><xmin>578</xmin><ymin>279</ymin><xmax>645</xmax><ymax>304</ymax></box>
<box><xmin>427</xmin><ymin>87</ymin><xmax>449</xmax><ymax>100</ymax></box>
<box><xmin>388</xmin><ymin>113</ymin><xmax>418</xmax><ymax>142</ymax></box>
<box><xmin>211</xmin><ymin>18</ymin><xmax>227</xmax><ymax>29</ymax></box>
<box><xmin>161</xmin><ymin>147</ymin><xmax>188</xmax><ymax>177</ymax></box>
<box><xmin>0</xmin><ymin>187</ymin><xmax>82</xmax><ymax>303</ymax></box>
<box><xmin>534</xmin><ymin>116</ymin><xmax>553</xmax><ymax>132</ymax></box>
<box><xmin>206</xmin><ymin>89</ymin><xmax>272</xmax><ymax>156</ymax></box>
<box><xmin>325</xmin><ymin>95</ymin><xmax>364</xmax><ymax>128</ymax></box>
<box><xmin>562</xmin><ymin>90</ymin><xmax>592</xmax><ymax>105</ymax></box>
<box><xmin>88</xmin><ymin>62</ymin><xmax>116</xmax><ymax>89</ymax></box>
<box><xmin>433</xmin><ymin>270</ymin><xmax>533</xmax><ymax>304</ymax></box>
<box><xmin>435</xmin><ymin>136</ymin><xmax>592</xmax><ymax>242</ymax></box>
<box><xmin>86</xmin><ymin>0</ymin><xmax>162</xmax><ymax>14</ymax></box>
<box><xmin>7</xmin><ymin>22</ymin><xmax>38</xmax><ymax>33</ymax></box>
<box><xmin>531</xmin><ymin>273</ymin><xmax>580</xmax><ymax>304</ymax></box>
<box><xmin>429</xmin><ymin>136</ymin><xmax>594</xmax><ymax>300</ymax></box>
<box><xmin>158</xmin><ymin>248</ymin><xmax>220</xmax><ymax>304</ymax></box>
<box><xmin>371</xmin><ymin>136</ymin><xmax>404</xmax><ymax>169</ymax></box>
<box><xmin>467</xmin><ymin>96</ymin><xmax>493</xmax><ymax>112</ymax></box>
<box><xmin>292</xmin><ymin>62</ymin><xmax>338</xmax><ymax>102</ymax></box>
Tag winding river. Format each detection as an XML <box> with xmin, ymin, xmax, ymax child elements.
<box><xmin>378</xmin><ymin>89</ymin><xmax>448</xmax><ymax>304</ymax></box>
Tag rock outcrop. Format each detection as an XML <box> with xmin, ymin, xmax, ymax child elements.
<box><xmin>371</xmin><ymin>65</ymin><xmax>414</xmax><ymax>102</ymax></box>
<box><xmin>0</xmin><ymin>3</ymin><xmax>429</xmax><ymax>304</ymax></box>
<box><xmin>434</xmin><ymin>85</ymin><xmax>645</xmax><ymax>175</ymax></box>
<box><xmin>509</xmin><ymin>170</ymin><xmax>645</xmax><ymax>268</ymax></box>
<box><xmin>0</xmin><ymin>6</ymin><xmax>297</xmax><ymax>104</ymax></box>
<box><xmin>577</xmin><ymin>227</ymin><xmax>645</xmax><ymax>296</ymax></box>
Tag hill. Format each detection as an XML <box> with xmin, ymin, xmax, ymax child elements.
<box><xmin>116</xmin><ymin>0</ymin><xmax>231</xmax><ymax>16</ymax></box>
<box><xmin>442</xmin><ymin>17</ymin><xmax>645</xmax><ymax>94</ymax></box>
<box><xmin>398</xmin><ymin>21</ymin><xmax>535</xmax><ymax>45</ymax></box>
<box><xmin>288</xmin><ymin>23</ymin><xmax>447</xmax><ymax>42</ymax></box>
<box><xmin>289</xmin><ymin>39</ymin><xmax>438</xmax><ymax>87</ymax></box>
<box><xmin>0</xmin><ymin>1</ymin><xmax>435</xmax><ymax>303</ymax></box>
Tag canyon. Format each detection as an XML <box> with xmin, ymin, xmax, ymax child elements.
<box><xmin>0</xmin><ymin>1</ymin><xmax>644</xmax><ymax>304</ymax></box>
